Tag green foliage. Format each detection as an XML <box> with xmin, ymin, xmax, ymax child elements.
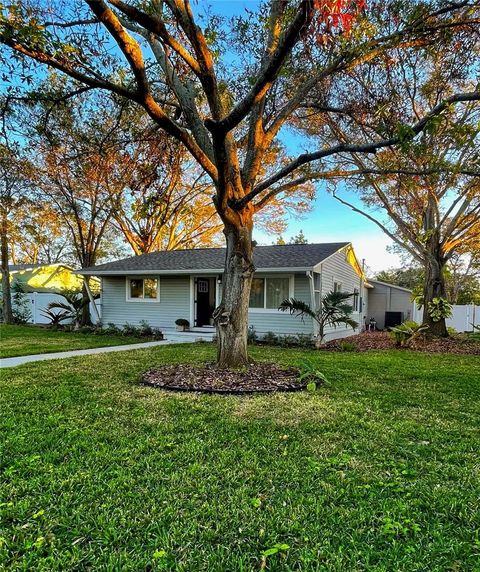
<box><xmin>11</xmin><ymin>281</ymin><xmax>32</xmax><ymax>324</ymax></box>
<box><xmin>297</xmin><ymin>359</ymin><xmax>329</xmax><ymax>385</ymax></box>
<box><xmin>262</xmin><ymin>331</ymin><xmax>278</xmax><ymax>345</ymax></box>
<box><xmin>0</xmin><ymin>324</ymin><xmax>150</xmax><ymax>358</ymax></box>
<box><xmin>175</xmin><ymin>318</ymin><xmax>190</xmax><ymax>327</ymax></box>
<box><xmin>280</xmin><ymin>291</ymin><xmax>359</xmax><ymax>344</ymax></box>
<box><xmin>47</xmin><ymin>289</ymin><xmax>89</xmax><ymax>328</ymax></box>
<box><xmin>338</xmin><ymin>340</ymin><xmax>356</xmax><ymax>352</ymax></box>
<box><xmin>1</xmin><ymin>345</ymin><xmax>479</xmax><ymax>570</ymax></box>
<box><xmin>389</xmin><ymin>320</ymin><xmax>429</xmax><ymax>347</ymax></box>
<box><xmin>427</xmin><ymin>298</ymin><xmax>453</xmax><ymax>322</ymax></box>
<box><xmin>139</xmin><ymin>320</ymin><xmax>153</xmax><ymax>337</ymax></box>
<box><xmin>40</xmin><ymin>307</ymin><xmax>71</xmax><ymax>327</ymax></box>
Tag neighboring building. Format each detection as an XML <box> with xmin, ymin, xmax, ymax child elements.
<box><xmin>3</xmin><ymin>263</ymin><xmax>100</xmax><ymax>324</ymax></box>
<box><xmin>7</xmin><ymin>263</ymin><xmax>96</xmax><ymax>294</ymax></box>
<box><xmin>367</xmin><ymin>279</ymin><xmax>413</xmax><ymax>330</ymax></box>
<box><xmin>79</xmin><ymin>242</ymin><xmax>369</xmax><ymax>341</ymax></box>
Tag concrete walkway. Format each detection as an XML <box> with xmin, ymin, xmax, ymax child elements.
<box><xmin>1</xmin><ymin>339</ymin><xmax>180</xmax><ymax>369</ymax></box>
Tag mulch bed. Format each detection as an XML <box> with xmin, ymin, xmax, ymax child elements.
<box><xmin>323</xmin><ymin>331</ymin><xmax>480</xmax><ymax>355</ymax></box>
<box><xmin>141</xmin><ymin>362</ymin><xmax>304</xmax><ymax>394</ymax></box>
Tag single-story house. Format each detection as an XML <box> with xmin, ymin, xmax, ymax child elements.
<box><xmin>366</xmin><ymin>279</ymin><xmax>413</xmax><ymax>329</ymax></box>
<box><xmin>79</xmin><ymin>242</ymin><xmax>370</xmax><ymax>341</ymax></box>
<box><xmin>3</xmin><ymin>263</ymin><xmax>100</xmax><ymax>324</ymax></box>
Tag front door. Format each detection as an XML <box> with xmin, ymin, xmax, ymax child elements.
<box><xmin>195</xmin><ymin>278</ymin><xmax>215</xmax><ymax>327</ymax></box>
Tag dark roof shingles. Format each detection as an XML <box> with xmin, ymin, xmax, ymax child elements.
<box><xmin>81</xmin><ymin>242</ymin><xmax>349</xmax><ymax>274</ymax></box>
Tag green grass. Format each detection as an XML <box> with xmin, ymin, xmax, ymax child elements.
<box><xmin>0</xmin><ymin>324</ymin><xmax>150</xmax><ymax>358</ymax></box>
<box><xmin>0</xmin><ymin>345</ymin><xmax>479</xmax><ymax>571</ymax></box>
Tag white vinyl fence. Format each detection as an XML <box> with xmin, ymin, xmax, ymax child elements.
<box><xmin>412</xmin><ymin>302</ymin><xmax>480</xmax><ymax>332</ymax></box>
<box><xmin>16</xmin><ymin>292</ymin><xmax>101</xmax><ymax>325</ymax></box>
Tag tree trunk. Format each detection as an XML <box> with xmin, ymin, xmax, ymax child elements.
<box><xmin>81</xmin><ymin>280</ymin><xmax>92</xmax><ymax>326</ymax></box>
<box><xmin>1</xmin><ymin>219</ymin><xmax>13</xmax><ymax>324</ymax></box>
<box><xmin>422</xmin><ymin>251</ymin><xmax>448</xmax><ymax>337</ymax></box>
<box><xmin>214</xmin><ymin>222</ymin><xmax>255</xmax><ymax>368</ymax></box>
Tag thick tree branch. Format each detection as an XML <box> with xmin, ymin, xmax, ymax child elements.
<box><xmin>240</xmin><ymin>90</ymin><xmax>480</xmax><ymax>207</ymax></box>
<box><xmin>206</xmin><ymin>0</ymin><xmax>315</xmax><ymax>133</ymax></box>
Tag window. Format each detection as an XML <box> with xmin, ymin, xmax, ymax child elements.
<box><xmin>249</xmin><ymin>278</ymin><xmax>265</xmax><ymax>308</ymax></box>
<box><xmin>333</xmin><ymin>281</ymin><xmax>342</xmax><ymax>293</ymax></box>
<box><xmin>127</xmin><ymin>278</ymin><xmax>159</xmax><ymax>301</ymax></box>
<box><xmin>353</xmin><ymin>287</ymin><xmax>359</xmax><ymax>311</ymax></box>
<box><xmin>249</xmin><ymin>276</ymin><xmax>291</xmax><ymax>310</ymax></box>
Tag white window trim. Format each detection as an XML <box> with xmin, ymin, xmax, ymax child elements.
<box><xmin>333</xmin><ymin>279</ymin><xmax>343</xmax><ymax>293</ymax></box>
<box><xmin>249</xmin><ymin>274</ymin><xmax>294</xmax><ymax>313</ymax></box>
<box><xmin>125</xmin><ymin>276</ymin><xmax>160</xmax><ymax>302</ymax></box>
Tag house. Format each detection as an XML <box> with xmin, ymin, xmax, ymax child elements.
<box><xmin>366</xmin><ymin>279</ymin><xmax>413</xmax><ymax>329</ymax></box>
<box><xmin>4</xmin><ymin>263</ymin><xmax>100</xmax><ymax>324</ymax></box>
<box><xmin>78</xmin><ymin>242</ymin><xmax>370</xmax><ymax>341</ymax></box>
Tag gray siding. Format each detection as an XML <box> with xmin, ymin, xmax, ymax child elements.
<box><xmin>100</xmin><ymin>255</ymin><xmax>370</xmax><ymax>342</ymax></box>
<box><xmin>367</xmin><ymin>282</ymin><xmax>412</xmax><ymax>329</ymax></box>
<box><xmin>248</xmin><ymin>273</ymin><xmax>314</xmax><ymax>337</ymax></box>
<box><xmin>101</xmin><ymin>276</ymin><xmax>190</xmax><ymax>329</ymax></box>
<box><xmin>318</xmin><ymin>248</ymin><xmax>364</xmax><ymax>341</ymax></box>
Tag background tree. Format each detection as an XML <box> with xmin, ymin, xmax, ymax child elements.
<box><xmin>1</xmin><ymin>0</ymin><xmax>479</xmax><ymax>363</ymax></box>
<box><xmin>33</xmin><ymin>93</ymin><xmax>137</xmax><ymax>324</ymax></box>
<box><xmin>310</xmin><ymin>42</ymin><xmax>480</xmax><ymax>335</ymax></box>
<box><xmin>0</xmin><ymin>144</ymin><xmax>33</xmax><ymax>323</ymax></box>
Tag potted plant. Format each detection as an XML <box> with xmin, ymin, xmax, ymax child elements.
<box><xmin>175</xmin><ymin>318</ymin><xmax>190</xmax><ymax>332</ymax></box>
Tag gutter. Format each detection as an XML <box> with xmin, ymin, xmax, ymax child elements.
<box><xmin>77</xmin><ymin>266</ymin><xmax>314</xmax><ymax>277</ymax></box>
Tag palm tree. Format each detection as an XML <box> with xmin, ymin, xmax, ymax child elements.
<box><xmin>279</xmin><ymin>291</ymin><xmax>359</xmax><ymax>346</ymax></box>
<box><xmin>46</xmin><ymin>289</ymin><xmax>91</xmax><ymax>329</ymax></box>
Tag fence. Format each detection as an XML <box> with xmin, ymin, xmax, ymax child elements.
<box><xmin>17</xmin><ymin>292</ymin><xmax>102</xmax><ymax>325</ymax></box>
<box><xmin>412</xmin><ymin>302</ymin><xmax>480</xmax><ymax>332</ymax></box>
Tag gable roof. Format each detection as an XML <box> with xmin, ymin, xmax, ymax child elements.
<box><xmin>368</xmin><ymin>279</ymin><xmax>413</xmax><ymax>293</ymax></box>
<box><xmin>79</xmin><ymin>242</ymin><xmax>350</xmax><ymax>276</ymax></box>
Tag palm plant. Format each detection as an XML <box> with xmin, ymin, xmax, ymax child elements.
<box><xmin>279</xmin><ymin>291</ymin><xmax>359</xmax><ymax>346</ymax></box>
<box><xmin>40</xmin><ymin>307</ymin><xmax>71</xmax><ymax>327</ymax></box>
<box><xmin>46</xmin><ymin>289</ymin><xmax>90</xmax><ymax>329</ymax></box>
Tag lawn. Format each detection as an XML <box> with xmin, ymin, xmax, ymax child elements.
<box><xmin>0</xmin><ymin>324</ymin><xmax>150</xmax><ymax>358</ymax></box>
<box><xmin>0</xmin><ymin>345</ymin><xmax>479</xmax><ymax>571</ymax></box>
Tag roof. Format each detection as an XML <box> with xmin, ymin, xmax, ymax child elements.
<box><xmin>79</xmin><ymin>242</ymin><xmax>350</xmax><ymax>276</ymax></box>
<box><xmin>8</xmin><ymin>263</ymin><xmax>73</xmax><ymax>272</ymax></box>
<box><xmin>369</xmin><ymin>279</ymin><xmax>412</xmax><ymax>293</ymax></box>
<box><xmin>9</xmin><ymin>263</ymin><xmax>45</xmax><ymax>272</ymax></box>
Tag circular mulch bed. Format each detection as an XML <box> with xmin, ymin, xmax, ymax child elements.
<box><xmin>141</xmin><ymin>362</ymin><xmax>304</xmax><ymax>394</ymax></box>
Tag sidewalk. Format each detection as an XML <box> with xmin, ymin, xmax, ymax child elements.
<box><xmin>1</xmin><ymin>339</ymin><xmax>181</xmax><ymax>368</ymax></box>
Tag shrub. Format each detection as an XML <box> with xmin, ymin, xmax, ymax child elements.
<box><xmin>338</xmin><ymin>340</ymin><xmax>355</xmax><ymax>352</ymax></box>
<box><xmin>247</xmin><ymin>326</ymin><xmax>257</xmax><ymax>344</ymax></box>
<box><xmin>40</xmin><ymin>307</ymin><xmax>71</xmax><ymax>328</ymax></box>
<box><xmin>101</xmin><ymin>322</ymin><xmax>121</xmax><ymax>335</ymax></box>
<box><xmin>279</xmin><ymin>334</ymin><xmax>296</xmax><ymax>347</ymax></box>
<box><xmin>175</xmin><ymin>318</ymin><xmax>190</xmax><ymax>327</ymax></box>
<box><xmin>151</xmin><ymin>327</ymin><xmax>164</xmax><ymax>340</ymax></box>
<box><xmin>295</xmin><ymin>333</ymin><xmax>314</xmax><ymax>348</ymax></box>
<box><xmin>122</xmin><ymin>322</ymin><xmax>141</xmax><ymax>337</ymax></box>
<box><xmin>139</xmin><ymin>320</ymin><xmax>153</xmax><ymax>337</ymax></box>
<box><xmin>262</xmin><ymin>331</ymin><xmax>278</xmax><ymax>345</ymax></box>
<box><xmin>389</xmin><ymin>320</ymin><xmax>429</xmax><ymax>347</ymax></box>
<box><xmin>11</xmin><ymin>281</ymin><xmax>32</xmax><ymax>324</ymax></box>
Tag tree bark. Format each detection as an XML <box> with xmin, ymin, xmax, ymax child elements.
<box><xmin>422</xmin><ymin>249</ymin><xmax>448</xmax><ymax>337</ymax></box>
<box><xmin>1</xmin><ymin>216</ymin><xmax>13</xmax><ymax>324</ymax></box>
<box><xmin>214</xmin><ymin>222</ymin><xmax>255</xmax><ymax>368</ymax></box>
<box><xmin>81</xmin><ymin>280</ymin><xmax>92</xmax><ymax>326</ymax></box>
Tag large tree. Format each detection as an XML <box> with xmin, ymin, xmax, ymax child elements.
<box><xmin>309</xmin><ymin>40</ymin><xmax>480</xmax><ymax>335</ymax></box>
<box><xmin>32</xmin><ymin>93</ymin><xmax>138</xmax><ymax>323</ymax></box>
<box><xmin>1</xmin><ymin>1</ymin><xmax>479</xmax><ymax>363</ymax></box>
